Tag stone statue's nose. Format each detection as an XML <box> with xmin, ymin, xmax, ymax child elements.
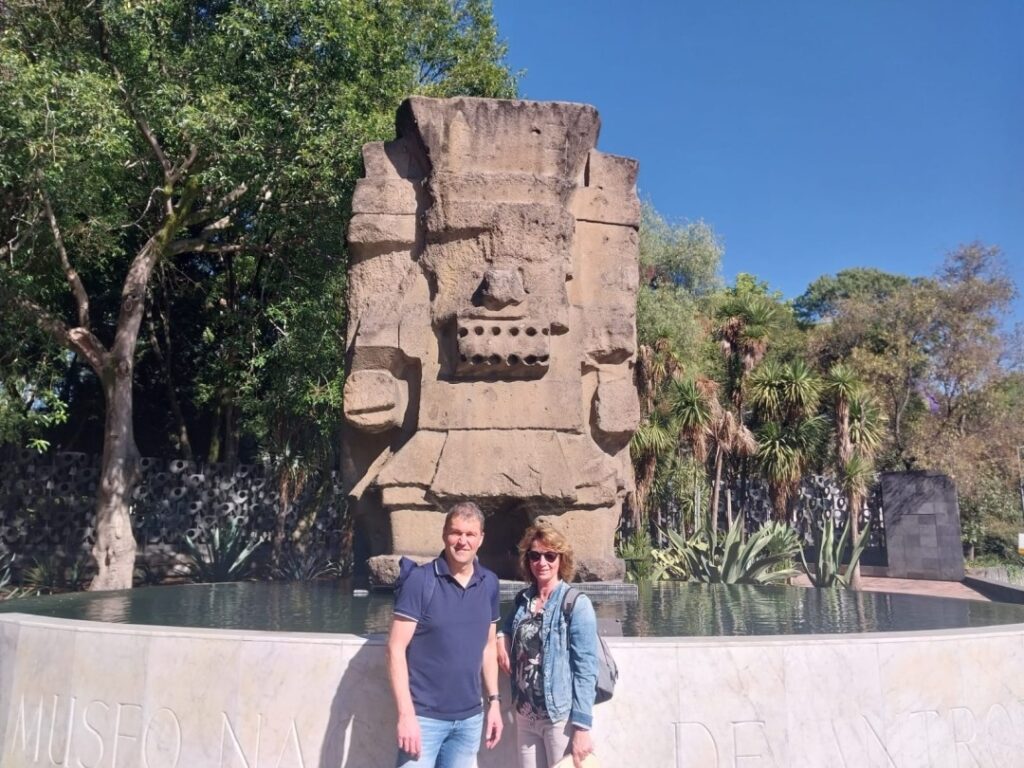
<box><xmin>479</xmin><ymin>268</ymin><xmax>525</xmax><ymax>310</ymax></box>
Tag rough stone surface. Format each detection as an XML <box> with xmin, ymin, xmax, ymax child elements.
<box><xmin>367</xmin><ymin>553</ymin><xmax>433</xmax><ymax>586</ymax></box>
<box><xmin>343</xmin><ymin>97</ymin><xmax>641</xmax><ymax>580</ymax></box>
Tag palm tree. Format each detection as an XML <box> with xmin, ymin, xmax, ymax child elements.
<box><xmin>755</xmin><ymin>416</ymin><xmax>826</xmax><ymax>521</ymax></box>
<box><xmin>709</xmin><ymin>407</ymin><xmax>757</xmax><ymax>529</ymax></box>
<box><xmin>715</xmin><ymin>294</ymin><xmax>777</xmax><ymax>414</ymax></box>
<box><xmin>629</xmin><ymin>337</ymin><xmax>683</xmax><ymax>530</ymax></box>
<box><xmin>629</xmin><ymin>405</ymin><xmax>678</xmax><ymax>530</ymax></box>
<box><xmin>713</xmin><ymin>294</ymin><xmax>778</xmax><ymax>525</ymax></box>
<box><xmin>668</xmin><ymin>378</ymin><xmax>716</xmax><ymax>465</ymax></box>
<box><xmin>823</xmin><ymin>365</ymin><xmax>885</xmax><ymax>586</ymax></box>
<box><xmin>666</xmin><ymin>377</ymin><xmax>716</xmax><ymax>531</ymax></box>
<box><xmin>750</xmin><ymin>361</ymin><xmax>825</xmax><ymax>520</ymax></box>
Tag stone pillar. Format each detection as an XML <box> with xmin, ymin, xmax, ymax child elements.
<box><xmin>881</xmin><ymin>471</ymin><xmax>965</xmax><ymax>581</ymax></box>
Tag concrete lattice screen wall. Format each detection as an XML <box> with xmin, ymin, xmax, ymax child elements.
<box><xmin>0</xmin><ymin>450</ymin><xmax>888</xmax><ymax>571</ymax></box>
<box><xmin>0</xmin><ymin>451</ymin><xmax>347</xmax><ymax>574</ymax></box>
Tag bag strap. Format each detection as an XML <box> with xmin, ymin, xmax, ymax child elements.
<box><xmin>561</xmin><ymin>586</ymin><xmax>581</xmax><ymax>623</ymax></box>
<box><xmin>422</xmin><ymin>560</ymin><xmax>438</xmax><ymax>612</ymax></box>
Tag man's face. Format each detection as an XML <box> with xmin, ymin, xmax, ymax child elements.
<box><xmin>443</xmin><ymin>515</ymin><xmax>484</xmax><ymax>567</ymax></box>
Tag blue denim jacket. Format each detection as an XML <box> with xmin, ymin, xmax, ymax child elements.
<box><xmin>502</xmin><ymin>580</ymin><xmax>599</xmax><ymax>728</ymax></box>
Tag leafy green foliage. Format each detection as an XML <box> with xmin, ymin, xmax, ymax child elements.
<box><xmin>959</xmin><ymin>470</ymin><xmax>1024</xmax><ymax>560</ymax></box>
<box><xmin>0</xmin><ymin>551</ymin><xmax>12</xmax><ymax>593</ymax></box>
<box><xmin>20</xmin><ymin>552</ymin><xmax>89</xmax><ymax>594</ymax></box>
<box><xmin>636</xmin><ymin>204</ymin><xmax>722</xmax><ymax>362</ymax></box>
<box><xmin>272</xmin><ymin>544</ymin><xmax>341</xmax><ymax>582</ymax></box>
<box><xmin>617</xmin><ymin>529</ymin><xmax>656</xmax><ymax>583</ymax></box>
<box><xmin>794</xmin><ymin>268</ymin><xmax>911</xmax><ymax>324</ymax></box>
<box><xmin>182</xmin><ymin>521</ymin><xmax>265</xmax><ymax>583</ymax></box>
<box><xmin>652</xmin><ymin>519</ymin><xmax>801</xmax><ymax>585</ymax></box>
<box><xmin>1</xmin><ymin>0</ymin><xmax>516</xmax><ymax>467</ymax></box>
<box><xmin>0</xmin><ymin>551</ymin><xmax>37</xmax><ymax>601</ymax></box>
<box><xmin>799</xmin><ymin>513</ymin><xmax>871</xmax><ymax>589</ymax></box>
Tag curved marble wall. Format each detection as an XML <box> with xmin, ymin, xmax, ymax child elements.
<box><xmin>2</xmin><ymin>613</ymin><xmax>1023</xmax><ymax>767</ymax></box>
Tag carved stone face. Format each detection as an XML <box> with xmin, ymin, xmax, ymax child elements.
<box><xmin>419</xmin><ymin>200</ymin><xmax>575</xmax><ymax>379</ymax></box>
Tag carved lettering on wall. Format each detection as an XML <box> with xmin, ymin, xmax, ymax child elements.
<box><xmin>5</xmin><ymin>695</ymin><xmax>182</xmax><ymax>768</ymax></box>
<box><xmin>731</xmin><ymin>720</ymin><xmax>777</xmax><ymax>766</ymax></box>
<box><xmin>671</xmin><ymin>701</ymin><xmax>1024</xmax><ymax>768</ymax></box>
<box><xmin>219</xmin><ymin>711</ymin><xmax>308</xmax><ymax>768</ymax></box>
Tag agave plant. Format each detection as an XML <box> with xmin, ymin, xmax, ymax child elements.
<box><xmin>273</xmin><ymin>544</ymin><xmax>340</xmax><ymax>581</ymax></box>
<box><xmin>182</xmin><ymin>521</ymin><xmax>266</xmax><ymax>583</ymax></box>
<box><xmin>20</xmin><ymin>552</ymin><xmax>88</xmax><ymax>594</ymax></box>
<box><xmin>652</xmin><ymin>517</ymin><xmax>801</xmax><ymax>585</ymax></box>
<box><xmin>0</xmin><ymin>550</ymin><xmax>13</xmax><ymax>593</ymax></box>
<box><xmin>800</xmin><ymin>510</ymin><xmax>871</xmax><ymax>589</ymax></box>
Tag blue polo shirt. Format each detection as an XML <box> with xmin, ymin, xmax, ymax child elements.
<box><xmin>393</xmin><ymin>554</ymin><xmax>500</xmax><ymax>720</ymax></box>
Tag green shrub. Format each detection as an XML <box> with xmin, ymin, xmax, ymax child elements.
<box><xmin>20</xmin><ymin>551</ymin><xmax>88</xmax><ymax>594</ymax></box>
<box><xmin>799</xmin><ymin>513</ymin><xmax>870</xmax><ymax>589</ymax></box>
<box><xmin>652</xmin><ymin>518</ymin><xmax>801</xmax><ymax>585</ymax></box>
<box><xmin>618</xmin><ymin>529</ymin><xmax>655</xmax><ymax>583</ymax></box>
<box><xmin>273</xmin><ymin>545</ymin><xmax>340</xmax><ymax>581</ymax></box>
<box><xmin>182</xmin><ymin>521</ymin><xmax>265</xmax><ymax>583</ymax></box>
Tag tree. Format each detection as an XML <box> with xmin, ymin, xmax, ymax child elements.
<box><xmin>0</xmin><ymin>0</ymin><xmax>515</xmax><ymax>589</ymax></box>
<box><xmin>629</xmin><ymin>204</ymin><xmax>722</xmax><ymax>528</ymax></box>
<box><xmin>794</xmin><ymin>267</ymin><xmax>910</xmax><ymax>324</ymax></box>
<box><xmin>822</xmin><ymin>364</ymin><xmax>884</xmax><ymax>586</ymax></box>
<box><xmin>811</xmin><ymin>244</ymin><xmax>1015</xmax><ymax>472</ymax></box>
<box><xmin>749</xmin><ymin>360</ymin><xmax>825</xmax><ymax>520</ymax></box>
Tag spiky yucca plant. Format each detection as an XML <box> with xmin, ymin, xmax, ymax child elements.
<box><xmin>653</xmin><ymin>518</ymin><xmax>801</xmax><ymax>585</ymax></box>
<box><xmin>183</xmin><ymin>521</ymin><xmax>265</xmax><ymax>583</ymax></box>
<box><xmin>800</xmin><ymin>511</ymin><xmax>872</xmax><ymax>589</ymax></box>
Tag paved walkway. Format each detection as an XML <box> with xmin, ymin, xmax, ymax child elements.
<box><xmin>791</xmin><ymin>573</ymin><xmax>990</xmax><ymax>601</ymax></box>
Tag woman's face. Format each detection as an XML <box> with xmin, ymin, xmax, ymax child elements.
<box><xmin>527</xmin><ymin>538</ymin><xmax>561</xmax><ymax>588</ymax></box>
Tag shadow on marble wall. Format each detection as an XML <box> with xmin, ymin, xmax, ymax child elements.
<box><xmin>317</xmin><ymin>641</ymin><xmax>519</xmax><ymax>768</ymax></box>
<box><xmin>318</xmin><ymin>643</ymin><xmax>398</xmax><ymax>767</ymax></box>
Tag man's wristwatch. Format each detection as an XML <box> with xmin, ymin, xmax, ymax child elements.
<box><xmin>486</xmin><ymin>694</ymin><xmax>501</xmax><ymax>703</ymax></box>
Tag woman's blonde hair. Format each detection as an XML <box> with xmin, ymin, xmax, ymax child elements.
<box><xmin>517</xmin><ymin>521</ymin><xmax>576</xmax><ymax>584</ymax></box>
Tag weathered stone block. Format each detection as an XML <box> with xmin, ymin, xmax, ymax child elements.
<box><xmin>351</xmin><ymin>177</ymin><xmax>424</xmax><ymax>215</ymax></box>
<box><xmin>593</xmin><ymin>370</ymin><xmax>642</xmax><ymax>441</ymax></box>
<box><xmin>431</xmin><ymin>430</ymin><xmax>576</xmax><ymax>503</ymax></box>
<box><xmin>347</xmin><ymin>213</ymin><xmax>418</xmax><ymax>246</ymax></box>
<box><xmin>343</xmin><ymin>369</ymin><xmax>408</xmax><ymax>433</ymax></box>
<box><xmin>390</xmin><ymin>508</ymin><xmax>446</xmax><ymax>556</ymax></box>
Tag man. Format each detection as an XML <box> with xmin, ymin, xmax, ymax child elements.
<box><xmin>387</xmin><ymin>501</ymin><xmax>503</xmax><ymax>767</ymax></box>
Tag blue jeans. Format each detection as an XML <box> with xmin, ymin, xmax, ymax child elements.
<box><xmin>397</xmin><ymin>712</ymin><xmax>484</xmax><ymax>768</ymax></box>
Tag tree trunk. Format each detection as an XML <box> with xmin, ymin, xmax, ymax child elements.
<box><xmin>273</xmin><ymin>470</ymin><xmax>304</xmax><ymax>565</ymax></box>
<box><xmin>633</xmin><ymin>453</ymin><xmax>657</xmax><ymax>530</ymax></box>
<box><xmin>147</xmin><ymin>309</ymin><xmax>193</xmax><ymax>461</ymax></box>
<box><xmin>87</xmin><ymin>226</ymin><xmax>180</xmax><ymax>589</ymax></box>
<box><xmin>89</xmin><ymin>362</ymin><xmax>140</xmax><ymax>590</ymax></box>
<box><xmin>847</xmin><ymin>491</ymin><xmax>864</xmax><ymax>590</ymax></box>
<box><xmin>710</xmin><ymin>446</ymin><xmax>724</xmax><ymax>533</ymax></box>
<box><xmin>208</xmin><ymin>398</ymin><xmax>223</xmax><ymax>464</ymax></box>
<box><xmin>224</xmin><ymin>396</ymin><xmax>239</xmax><ymax>468</ymax></box>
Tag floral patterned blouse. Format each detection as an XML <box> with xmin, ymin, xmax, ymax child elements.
<box><xmin>511</xmin><ymin>608</ymin><xmax>548</xmax><ymax>718</ymax></box>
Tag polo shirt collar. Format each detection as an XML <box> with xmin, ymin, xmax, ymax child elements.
<box><xmin>434</xmin><ymin>551</ymin><xmax>485</xmax><ymax>587</ymax></box>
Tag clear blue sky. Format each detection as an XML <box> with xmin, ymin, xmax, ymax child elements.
<box><xmin>493</xmin><ymin>0</ymin><xmax>1023</xmax><ymax>327</ymax></box>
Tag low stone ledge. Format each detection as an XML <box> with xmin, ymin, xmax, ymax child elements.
<box><xmin>963</xmin><ymin>575</ymin><xmax>1024</xmax><ymax>604</ymax></box>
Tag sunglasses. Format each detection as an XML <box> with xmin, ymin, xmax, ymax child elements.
<box><xmin>526</xmin><ymin>550</ymin><xmax>559</xmax><ymax>563</ymax></box>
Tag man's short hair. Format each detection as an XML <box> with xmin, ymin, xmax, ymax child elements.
<box><xmin>444</xmin><ymin>501</ymin><xmax>485</xmax><ymax>532</ymax></box>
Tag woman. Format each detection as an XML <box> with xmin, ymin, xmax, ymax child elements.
<box><xmin>498</xmin><ymin>522</ymin><xmax>599</xmax><ymax>768</ymax></box>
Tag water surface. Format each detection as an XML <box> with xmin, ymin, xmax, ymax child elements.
<box><xmin>3</xmin><ymin>581</ymin><xmax>1022</xmax><ymax>637</ymax></box>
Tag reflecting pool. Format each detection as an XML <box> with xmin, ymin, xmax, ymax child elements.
<box><xmin>3</xmin><ymin>580</ymin><xmax>1022</xmax><ymax>636</ymax></box>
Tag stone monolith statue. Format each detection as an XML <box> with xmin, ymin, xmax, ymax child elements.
<box><xmin>343</xmin><ymin>97</ymin><xmax>640</xmax><ymax>583</ymax></box>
